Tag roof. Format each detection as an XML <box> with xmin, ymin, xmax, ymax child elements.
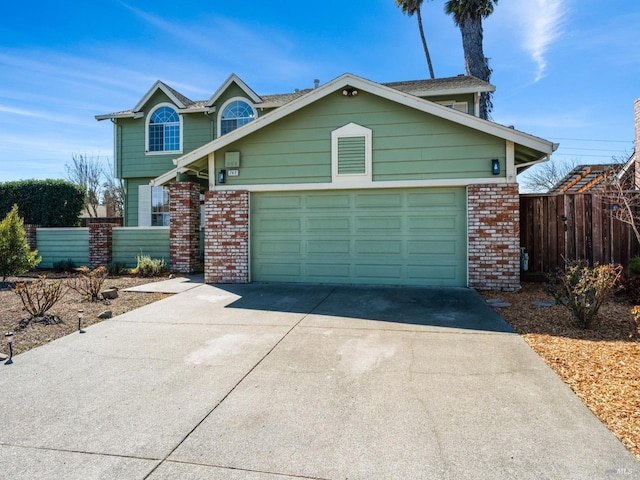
<box><xmin>382</xmin><ymin>75</ymin><xmax>495</xmax><ymax>96</ymax></box>
<box><xmin>96</xmin><ymin>75</ymin><xmax>494</xmax><ymax>121</ymax></box>
<box><xmin>549</xmin><ymin>164</ymin><xmax>624</xmax><ymax>193</ymax></box>
<box><xmin>152</xmin><ymin>72</ymin><xmax>556</xmax><ymax>187</ymax></box>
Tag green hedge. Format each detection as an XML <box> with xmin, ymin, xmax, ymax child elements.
<box><xmin>0</xmin><ymin>180</ymin><xmax>85</xmax><ymax>227</ymax></box>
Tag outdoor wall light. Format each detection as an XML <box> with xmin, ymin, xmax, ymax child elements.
<box><xmin>77</xmin><ymin>309</ymin><xmax>85</xmax><ymax>333</ymax></box>
<box><xmin>218</xmin><ymin>169</ymin><xmax>226</xmax><ymax>184</ymax></box>
<box><xmin>342</xmin><ymin>87</ymin><xmax>358</xmax><ymax>97</ymax></box>
<box><xmin>5</xmin><ymin>331</ymin><xmax>13</xmax><ymax>364</ymax></box>
<box><xmin>491</xmin><ymin>158</ymin><xmax>500</xmax><ymax>175</ymax></box>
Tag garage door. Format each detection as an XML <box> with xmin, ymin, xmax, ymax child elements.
<box><xmin>250</xmin><ymin>188</ymin><xmax>467</xmax><ymax>286</ymax></box>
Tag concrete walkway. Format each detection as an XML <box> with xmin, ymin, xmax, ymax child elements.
<box><xmin>0</xmin><ymin>283</ymin><xmax>637</xmax><ymax>479</ymax></box>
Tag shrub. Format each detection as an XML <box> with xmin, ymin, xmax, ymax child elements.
<box><xmin>547</xmin><ymin>262</ymin><xmax>622</xmax><ymax>329</ymax></box>
<box><xmin>0</xmin><ymin>204</ymin><xmax>41</xmax><ymax>281</ymax></box>
<box><xmin>13</xmin><ymin>275</ymin><xmax>64</xmax><ymax>319</ymax></box>
<box><xmin>67</xmin><ymin>266</ymin><xmax>108</xmax><ymax>302</ymax></box>
<box><xmin>618</xmin><ymin>275</ymin><xmax>640</xmax><ymax>304</ymax></box>
<box><xmin>106</xmin><ymin>261</ymin><xmax>127</xmax><ymax>276</ymax></box>
<box><xmin>52</xmin><ymin>258</ymin><xmax>76</xmax><ymax>273</ymax></box>
<box><xmin>133</xmin><ymin>255</ymin><xmax>167</xmax><ymax>278</ymax></box>
<box><xmin>627</xmin><ymin>256</ymin><xmax>640</xmax><ymax>276</ymax></box>
<box><xmin>0</xmin><ymin>180</ymin><xmax>85</xmax><ymax>227</ymax></box>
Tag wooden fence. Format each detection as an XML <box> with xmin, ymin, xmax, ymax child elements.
<box><xmin>520</xmin><ymin>194</ymin><xmax>640</xmax><ymax>273</ymax></box>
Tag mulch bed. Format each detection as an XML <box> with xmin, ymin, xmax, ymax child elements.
<box><xmin>0</xmin><ymin>271</ymin><xmax>170</xmax><ymax>357</ymax></box>
<box><xmin>480</xmin><ymin>283</ymin><xmax>640</xmax><ymax>460</ymax></box>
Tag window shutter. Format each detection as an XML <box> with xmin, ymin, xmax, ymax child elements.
<box><xmin>138</xmin><ymin>184</ymin><xmax>152</xmax><ymax>227</ymax></box>
<box><xmin>337</xmin><ymin>136</ymin><xmax>366</xmax><ymax>174</ymax></box>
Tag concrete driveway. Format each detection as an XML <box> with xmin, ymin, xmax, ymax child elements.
<box><xmin>0</xmin><ymin>282</ymin><xmax>637</xmax><ymax>480</ymax></box>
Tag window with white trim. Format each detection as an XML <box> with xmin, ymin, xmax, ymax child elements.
<box><xmin>138</xmin><ymin>185</ymin><xmax>170</xmax><ymax>227</ymax></box>
<box><xmin>147</xmin><ymin>104</ymin><xmax>182</xmax><ymax>153</ymax></box>
<box><xmin>151</xmin><ymin>186</ymin><xmax>170</xmax><ymax>226</ymax></box>
<box><xmin>218</xmin><ymin>98</ymin><xmax>256</xmax><ymax>136</ymax></box>
<box><xmin>331</xmin><ymin>123</ymin><xmax>372</xmax><ymax>183</ymax></box>
<box><xmin>437</xmin><ymin>100</ymin><xmax>468</xmax><ymax>114</ymax></box>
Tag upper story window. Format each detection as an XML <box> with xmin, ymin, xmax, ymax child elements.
<box><xmin>219</xmin><ymin>98</ymin><xmax>256</xmax><ymax>136</ymax></box>
<box><xmin>147</xmin><ymin>104</ymin><xmax>182</xmax><ymax>153</ymax></box>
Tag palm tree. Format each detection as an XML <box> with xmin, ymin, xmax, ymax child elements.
<box><xmin>444</xmin><ymin>0</ymin><xmax>498</xmax><ymax>119</ymax></box>
<box><xmin>396</xmin><ymin>0</ymin><xmax>435</xmax><ymax>79</ymax></box>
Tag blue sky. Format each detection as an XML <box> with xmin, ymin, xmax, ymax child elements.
<box><xmin>1</xmin><ymin>0</ymin><xmax>638</xmax><ymax>185</ymax></box>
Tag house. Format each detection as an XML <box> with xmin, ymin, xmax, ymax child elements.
<box><xmin>96</xmin><ymin>73</ymin><xmax>557</xmax><ymax>290</ymax></box>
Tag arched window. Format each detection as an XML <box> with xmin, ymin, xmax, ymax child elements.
<box><xmin>219</xmin><ymin>99</ymin><xmax>255</xmax><ymax>136</ymax></box>
<box><xmin>148</xmin><ymin>105</ymin><xmax>181</xmax><ymax>152</ymax></box>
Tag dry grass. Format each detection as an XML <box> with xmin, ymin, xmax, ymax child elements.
<box><xmin>480</xmin><ymin>283</ymin><xmax>640</xmax><ymax>460</ymax></box>
<box><xmin>0</xmin><ymin>271</ymin><xmax>170</xmax><ymax>357</ymax></box>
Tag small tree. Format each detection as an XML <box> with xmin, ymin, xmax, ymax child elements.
<box><xmin>65</xmin><ymin>153</ymin><xmax>104</xmax><ymax>217</ymax></box>
<box><xmin>547</xmin><ymin>262</ymin><xmax>622</xmax><ymax>329</ymax></box>
<box><xmin>518</xmin><ymin>158</ymin><xmax>580</xmax><ymax>193</ymax></box>
<box><xmin>0</xmin><ymin>205</ymin><xmax>41</xmax><ymax>281</ymax></box>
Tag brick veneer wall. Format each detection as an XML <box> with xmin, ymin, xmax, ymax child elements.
<box><xmin>170</xmin><ymin>182</ymin><xmax>201</xmax><ymax>273</ymax></box>
<box><xmin>467</xmin><ymin>184</ymin><xmax>520</xmax><ymax>291</ymax></box>
<box><xmin>204</xmin><ymin>190</ymin><xmax>249</xmax><ymax>283</ymax></box>
<box><xmin>23</xmin><ymin>224</ymin><xmax>39</xmax><ymax>251</ymax></box>
<box><xmin>89</xmin><ymin>223</ymin><xmax>115</xmax><ymax>268</ymax></box>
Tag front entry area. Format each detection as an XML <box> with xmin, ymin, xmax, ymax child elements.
<box><xmin>250</xmin><ymin>187</ymin><xmax>467</xmax><ymax>286</ymax></box>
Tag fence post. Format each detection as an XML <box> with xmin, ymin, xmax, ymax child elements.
<box><xmin>169</xmin><ymin>182</ymin><xmax>201</xmax><ymax>273</ymax></box>
<box><xmin>89</xmin><ymin>223</ymin><xmax>115</xmax><ymax>269</ymax></box>
<box><xmin>23</xmin><ymin>224</ymin><xmax>39</xmax><ymax>251</ymax></box>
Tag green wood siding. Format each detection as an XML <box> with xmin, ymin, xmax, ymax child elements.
<box><xmin>36</xmin><ymin>228</ymin><xmax>89</xmax><ymax>269</ymax></box>
<box><xmin>117</xmin><ymin>89</ymin><xmax>214</xmax><ymax>179</ymax></box>
<box><xmin>112</xmin><ymin>228</ymin><xmax>170</xmax><ymax>268</ymax></box>
<box><xmin>216</xmin><ymin>91</ymin><xmax>505</xmax><ymax>186</ymax></box>
<box><xmin>251</xmin><ymin>188</ymin><xmax>467</xmax><ymax>286</ymax></box>
<box><xmin>123</xmin><ymin>178</ymin><xmax>150</xmax><ymax>226</ymax></box>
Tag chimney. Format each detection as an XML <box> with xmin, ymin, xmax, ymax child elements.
<box><xmin>314</xmin><ymin>79</ymin><xmax>320</xmax><ymax>89</ymax></box>
<box><xmin>635</xmin><ymin>98</ymin><xmax>640</xmax><ymax>189</ymax></box>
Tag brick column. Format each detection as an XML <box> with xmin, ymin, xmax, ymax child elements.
<box><xmin>23</xmin><ymin>224</ymin><xmax>39</xmax><ymax>251</ymax></box>
<box><xmin>467</xmin><ymin>184</ymin><xmax>520</xmax><ymax>291</ymax></box>
<box><xmin>89</xmin><ymin>223</ymin><xmax>114</xmax><ymax>269</ymax></box>
<box><xmin>170</xmin><ymin>182</ymin><xmax>201</xmax><ymax>273</ymax></box>
<box><xmin>204</xmin><ymin>190</ymin><xmax>249</xmax><ymax>283</ymax></box>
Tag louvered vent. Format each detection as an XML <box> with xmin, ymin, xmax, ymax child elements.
<box><xmin>337</xmin><ymin>136</ymin><xmax>366</xmax><ymax>174</ymax></box>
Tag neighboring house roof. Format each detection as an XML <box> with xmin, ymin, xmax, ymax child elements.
<box><xmin>95</xmin><ymin>74</ymin><xmax>495</xmax><ymax>121</ymax></box>
<box><xmin>549</xmin><ymin>156</ymin><xmax>636</xmax><ymax>193</ymax></box>
<box><xmin>152</xmin><ymin>72</ymin><xmax>557</xmax><ymax>187</ymax></box>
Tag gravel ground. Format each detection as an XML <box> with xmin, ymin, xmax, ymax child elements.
<box><xmin>480</xmin><ymin>283</ymin><xmax>640</xmax><ymax>460</ymax></box>
<box><xmin>0</xmin><ymin>272</ymin><xmax>170</xmax><ymax>357</ymax></box>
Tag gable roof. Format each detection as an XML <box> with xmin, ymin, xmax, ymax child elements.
<box><xmin>206</xmin><ymin>73</ymin><xmax>262</xmax><ymax>106</ymax></box>
<box><xmin>95</xmin><ymin>74</ymin><xmax>495</xmax><ymax>121</ymax></box>
<box><xmin>133</xmin><ymin>80</ymin><xmax>195</xmax><ymax>112</ymax></box>
<box><xmin>152</xmin><ymin>72</ymin><xmax>557</xmax><ymax>186</ymax></box>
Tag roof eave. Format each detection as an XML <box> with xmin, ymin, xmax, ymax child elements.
<box><xmin>155</xmin><ymin>73</ymin><xmax>556</xmax><ymax>184</ymax></box>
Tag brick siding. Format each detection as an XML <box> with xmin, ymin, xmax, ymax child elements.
<box><xmin>467</xmin><ymin>184</ymin><xmax>520</xmax><ymax>291</ymax></box>
<box><xmin>204</xmin><ymin>190</ymin><xmax>249</xmax><ymax>283</ymax></box>
<box><xmin>169</xmin><ymin>182</ymin><xmax>201</xmax><ymax>273</ymax></box>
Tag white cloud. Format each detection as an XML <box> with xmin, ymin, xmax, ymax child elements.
<box><xmin>500</xmin><ymin>0</ymin><xmax>568</xmax><ymax>82</ymax></box>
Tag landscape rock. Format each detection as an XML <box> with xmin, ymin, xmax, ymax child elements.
<box><xmin>97</xmin><ymin>310</ymin><xmax>112</xmax><ymax>319</ymax></box>
<box><xmin>101</xmin><ymin>288</ymin><xmax>118</xmax><ymax>300</ymax></box>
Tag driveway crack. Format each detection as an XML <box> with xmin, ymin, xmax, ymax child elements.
<box><xmin>142</xmin><ymin>286</ymin><xmax>338</xmax><ymax>480</ymax></box>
